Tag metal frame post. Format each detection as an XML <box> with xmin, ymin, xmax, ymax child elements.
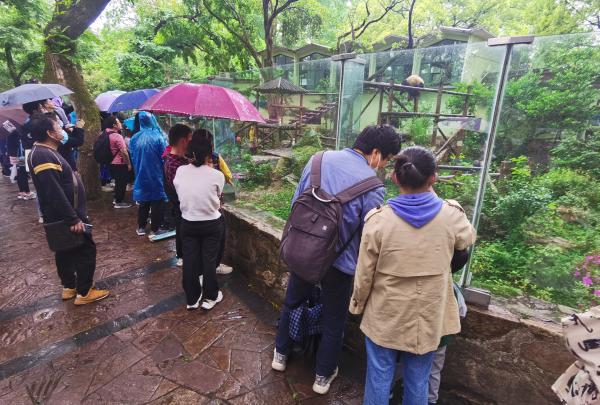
<box><xmin>460</xmin><ymin>36</ymin><xmax>534</xmax><ymax>294</ymax></box>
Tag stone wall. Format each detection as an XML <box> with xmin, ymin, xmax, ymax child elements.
<box><xmin>223</xmin><ymin>204</ymin><xmax>572</xmax><ymax>405</ymax></box>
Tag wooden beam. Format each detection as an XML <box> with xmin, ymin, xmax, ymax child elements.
<box><xmin>431</xmin><ymin>85</ymin><xmax>444</xmax><ymax>146</ymax></box>
<box><xmin>364</xmin><ymin>80</ymin><xmax>471</xmax><ymax>97</ymax></box>
<box><xmin>380</xmin><ymin>112</ymin><xmax>476</xmax><ymax>118</ymax></box>
<box><xmin>386</xmin><ymin>81</ymin><xmax>394</xmax><ymax>125</ymax></box>
<box><xmin>377</xmin><ymin>89</ymin><xmax>384</xmax><ymax>125</ymax></box>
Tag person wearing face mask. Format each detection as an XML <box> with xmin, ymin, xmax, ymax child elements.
<box><xmin>350</xmin><ymin>146</ymin><xmax>476</xmax><ymax>405</ymax></box>
<box><xmin>271</xmin><ymin>125</ymin><xmax>401</xmax><ymax>395</ymax></box>
<box><xmin>27</xmin><ymin>113</ymin><xmax>109</xmax><ymax>305</ymax></box>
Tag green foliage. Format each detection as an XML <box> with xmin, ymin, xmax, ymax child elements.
<box><xmin>399</xmin><ymin>117</ymin><xmax>431</xmax><ymax>146</ymax></box>
<box><xmin>447</xmin><ymin>82</ymin><xmax>494</xmax><ymax>116</ymax></box>
<box><xmin>551</xmin><ymin>132</ymin><xmax>600</xmax><ymax>179</ymax></box>
<box><xmin>251</xmin><ymin>185</ymin><xmax>295</xmax><ymax>219</ymax></box>
<box><xmin>291</xmin><ymin>129</ymin><xmax>322</xmax><ymax>177</ymax></box>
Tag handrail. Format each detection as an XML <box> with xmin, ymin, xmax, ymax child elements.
<box><xmin>364</xmin><ymin>80</ymin><xmax>471</xmax><ymax>97</ymax></box>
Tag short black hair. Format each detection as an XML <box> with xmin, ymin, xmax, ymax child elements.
<box><xmin>352</xmin><ymin>125</ymin><xmax>401</xmax><ymax>159</ymax></box>
<box><xmin>394</xmin><ymin>146</ymin><xmax>437</xmax><ymax>189</ymax></box>
<box><xmin>169</xmin><ymin>124</ymin><xmax>192</xmax><ymax>146</ymax></box>
<box><xmin>29</xmin><ymin>113</ymin><xmax>58</xmax><ymax>142</ymax></box>
<box><xmin>188</xmin><ymin>133</ymin><xmax>213</xmax><ymax>167</ymax></box>
<box><xmin>103</xmin><ymin>115</ymin><xmax>119</xmax><ymax>130</ymax></box>
<box><xmin>22</xmin><ymin>100</ymin><xmax>44</xmax><ymax>115</ymax></box>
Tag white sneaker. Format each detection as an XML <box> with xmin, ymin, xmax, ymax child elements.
<box><xmin>271</xmin><ymin>349</ymin><xmax>287</xmax><ymax>372</ymax></box>
<box><xmin>136</xmin><ymin>227</ymin><xmax>147</xmax><ymax>236</ymax></box>
<box><xmin>176</xmin><ymin>258</ymin><xmax>183</xmax><ymax>267</ymax></box>
<box><xmin>186</xmin><ymin>292</ymin><xmax>202</xmax><ymax>310</ymax></box>
<box><xmin>216</xmin><ymin>264</ymin><xmax>233</xmax><ymax>275</ymax></box>
<box><xmin>201</xmin><ymin>290</ymin><xmax>223</xmax><ymax>310</ymax></box>
<box><xmin>313</xmin><ymin>368</ymin><xmax>338</xmax><ymax>395</ymax></box>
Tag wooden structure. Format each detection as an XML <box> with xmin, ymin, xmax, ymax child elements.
<box><xmin>362</xmin><ymin>80</ymin><xmax>475</xmax><ymax>162</ymax></box>
<box><xmin>253</xmin><ymin>77</ymin><xmax>308</xmax><ymax>146</ymax></box>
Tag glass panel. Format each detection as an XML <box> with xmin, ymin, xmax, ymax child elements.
<box><xmin>471</xmin><ymin>33</ymin><xmax>600</xmax><ymax>307</ymax></box>
<box><xmin>336</xmin><ymin>57</ymin><xmax>367</xmax><ymax>148</ymax></box>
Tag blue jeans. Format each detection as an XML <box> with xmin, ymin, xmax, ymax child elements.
<box><xmin>364</xmin><ymin>336</ymin><xmax>435</xmax><ymax>405</ymax></box>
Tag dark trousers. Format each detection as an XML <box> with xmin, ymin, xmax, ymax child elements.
<box><xmin>109</xmin><ymin>164</ymin><xmax>129</xmax><ymax>203</ymax></box>
<box><xmin>216</xmin><ymin>216</ymin><xmax>226</xmax><ymax>266</ymax></box>
<box><xmin>181</xmin><ymin>216</ymin><xmax>224</xmax><ymax>304</ymax></box>
<box><xmin>55</xmin><ymin>233</ymin><xmax>96</xmax><ymax>296</ymax></box>
<box><xmin>275</xmin><ymin>268</ymin><xmax>354</xmax><ymax>377</ymax></box>
<box><xmin>138</xmin><ymin>200</ymin><xmax>164</xmax><ymax>232</ymax></box>
<box><xmin>173</xmin><ymin>202</ymin><xmax>183</xmax><ymax>258</ymax></box>
<box><xmin>16</xmin><ymin>166</ymin><xmax>30</xmax><ymax>193</ymax></box>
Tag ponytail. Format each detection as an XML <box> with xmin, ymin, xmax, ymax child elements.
<box><xmin>394</xmin><ymin>146</ymin><xmax>436</xmax><ymax>189</ymax></box>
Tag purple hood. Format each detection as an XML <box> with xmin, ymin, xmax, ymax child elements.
<box><xmin>388</xmin><ymin>192</ymin><xmax>443</xmax><ymax>228</ymax></box>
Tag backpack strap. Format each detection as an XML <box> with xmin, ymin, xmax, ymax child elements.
<box><xmin>310</xmin><ymin>151</ymin><xmax>325</xmax><ymax>189</ymax></box>
<box><xmin>335</xmin><ymin>176</ymin><xmax>383</xmax><ymax>204</ymax></box>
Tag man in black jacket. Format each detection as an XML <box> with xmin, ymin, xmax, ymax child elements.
<box><xmin>27</xmin><ymin>113</ymin><xmax>109</xmax><ymax>305</ymax></box>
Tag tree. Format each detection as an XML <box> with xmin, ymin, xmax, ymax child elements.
<box><xmin>336</xmin><ymin>0</ymin><xmax>406</xmax><ymax>51</ymax></box>
<box><xmin>202</xmin><ymin>0</ymin><xmax>300</xmax><ymax>69</ymax></box>
<box><xmin>0</xmin><ymin>0</ymin><xmax>47</xmax><ymax>87</ymax></box>
<box><xmin>43</xmin><ymin>0</ymin><xmax>111</xmax><ymax>197</ymax></box>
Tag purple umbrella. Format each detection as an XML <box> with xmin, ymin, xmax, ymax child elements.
<box><xmin>95</xmin><ymin>90</ymin><xmax>125</xmax><ymax>112</ymax></box>
<box><xmin>107</xmin><ymin>89</ymin><xmax>160</xmax><ymax>113</ymax></box>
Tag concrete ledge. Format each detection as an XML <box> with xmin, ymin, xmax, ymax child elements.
<box><xmin>223</xmin><ymin>204</ymin><xmax>570</xmax><ymax>405</ymax></box>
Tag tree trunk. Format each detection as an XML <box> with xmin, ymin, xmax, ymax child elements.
<box><xmin>43</xmin><ymin>51</ymin><xmax>101</xmax><ymax>199</ymax></box>
<box><xmin>4</xmin><ymin>44</ymin><xmax>20</xmax><ymax>86</ymax></box>
<box><xmin>407</xmin><ymin>0</ymin><xmax>417</xmax><ymax>49</ymax></box>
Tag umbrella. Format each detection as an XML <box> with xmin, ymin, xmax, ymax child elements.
<box><xmin>95</xmin><ymin>90</ymin><xmax>126</xmax><ymax>112</ymax></box>
<box><xmin>0</xmin><ymin>83</ymin><xmax>73</xmax><ymax>107</ymax></box>
<box><xmin>107</xmin><ymin>88</ymin><xmax>160</xmax><ymax>113</ymax></box>
<box><xmin>140</xmin><ymin>83</ymin><xmax>265</xmax><ymax>123</ymax></box>
<box><xmin>0</xmin><ymin>106</ymin><xmax>28</xmax><ymax>139</ymax></box>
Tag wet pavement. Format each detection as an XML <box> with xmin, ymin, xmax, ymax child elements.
<box><xmin>0</xmin><ymin>178</ymin><xmax>364</xmax><ymax>404</ymax></box>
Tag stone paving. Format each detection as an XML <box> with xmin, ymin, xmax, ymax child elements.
<box><xmin>0</xmin><ymin>178</ymin><xmax>365</xmax><ymax>404</ymax></box>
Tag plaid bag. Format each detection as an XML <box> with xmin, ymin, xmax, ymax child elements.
<box><xmin>289</xmin><ymin>286</ymin><xmax>322</xmax><ymax>342</ymax></box>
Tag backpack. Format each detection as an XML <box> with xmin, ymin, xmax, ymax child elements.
<box><xmin>280</xmin><ymin>151</ymin><xmax>383</xmax><ymax>284</ymax></box>
<box><xmin>93</xmin><ymin>130</ymin><xmax>116</xmax><ymax>164</ymax></box>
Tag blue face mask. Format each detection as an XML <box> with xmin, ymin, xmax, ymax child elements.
<box><xmin>59</xmin><ymin>130</ymin><xmax>69</xmax><ymax>145</ymax></box>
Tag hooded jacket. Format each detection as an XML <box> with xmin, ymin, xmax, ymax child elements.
<box><xmin>129</xmin><ymin>112</ymin><xmax>167</xmax><ymax>202</ymax></box>
<box><xmin>350</xmin><ymin>198</ymin><xmax>476</xmax><ymax>354</ymax></box>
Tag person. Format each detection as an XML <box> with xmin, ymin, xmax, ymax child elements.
<box><xmin>46</xmin><ymin>98</ymin><xmax>70</xmax><ymax>128</ymax></box>
<box><xmin>27</xmin><ymin>113</ymin><xmax>109</xmax><ymax>305</ymax></box>
<box><xmin>6</xmin><ymin>127</ymin><xmax>36</xmax><ymax>200</ymax></box>
<box><xmin>191</xmin><ymin>128</ymin><xmax>233</xmax><ymax>275</ymax></box>
<box><xmin>103</xmin><ymin>116</ymin><xmax>132</xmax><ymax>208</ymax></box>
<box><xmin>272</xmin><ymin>125</ymin><xmax>401</xmax><ymax>395</ymax></box>
<box><xmin>349</xmin><ymin>146</ymin><xmax>476</xmax><ymax>405</ymax></box>
<box><xmin>173</xmin><ymin>134</ymin><xmax>225</xmax><ymax>311</ymax></box>
<box><xmin>164</xmin><ymin>124</ymin><xmax>193</xmax><ymax>266</ymax></box>
<box><xmin>129</xmin><ymin>111</ymin><xmax>167</xmax><ymax>239</ymax></box>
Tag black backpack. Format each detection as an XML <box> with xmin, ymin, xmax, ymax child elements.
<box><xmin>280</xmin><ymin>151</ymin><xmax>383</xmax><ymax>284</ymax></box>
<box><xmin>93</xmin><ymin>130</ymin><xmax>116</xmax><ymax>164</ymax></box>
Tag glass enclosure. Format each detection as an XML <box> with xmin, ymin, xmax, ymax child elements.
<box><xmin>151</xmin><ymin>32</ymin><xmax>599</xmax><ymax>308</ymax></box>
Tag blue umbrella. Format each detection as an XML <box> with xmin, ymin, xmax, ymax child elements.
<box><xmin>107</xmin><ymin>89</ymin><xmax>160</xmax><ymax>113</ymax></box>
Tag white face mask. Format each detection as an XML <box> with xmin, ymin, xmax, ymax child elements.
<box><xmin>369</xmin><ymin>153</ymin><xmax>381</xmax><ymax>169</ymax></box>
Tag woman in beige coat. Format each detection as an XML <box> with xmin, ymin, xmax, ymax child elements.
<box><xmin>350</xmin><ymin>146</ymin><xmax>476</xmax><ymax>405</ymax></box>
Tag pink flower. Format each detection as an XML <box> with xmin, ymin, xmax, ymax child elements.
<box><xmin>574</xmin><ymin>270</ymin><xmax>581</xmax><ymax>277</ymax></box>
<box><xmin>582</xmin><ymin>276</ymin><xmax>593</xmax><ymax>287</ymax></box>
<box><xmin>594</xmin><ymin>290</ymin><xmax>600</xmax><ymax>297</ymax></box>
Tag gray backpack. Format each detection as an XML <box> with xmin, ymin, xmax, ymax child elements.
<box><xmin>280</xmin><ymin>151</ymin><xmax>383</xmax><ymax>284</ymax></box>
